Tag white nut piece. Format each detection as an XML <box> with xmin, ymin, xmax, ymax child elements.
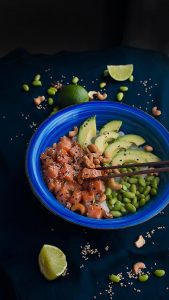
<box><xmin>87</xmin><ymin>144</ymin><xmax>99</xmax><ymax>153</ymax></box>
<box><xmin>133</xmin><ymin>262</ymin><xmax>146</xmax><ymax>275</ymax></box>
<box><xmin>134</xmin><ymin>235</ymin><xmax>146</xmax><ymax>248</ymax></box>
<box><xmin>144</xmin><ymin>145</ymin><xmax>153</xmax><ymax>152</ymax></box>
<box><xmin>97</xmin><ymin>91</ymin><xmax>107</xmax><ymax>100</ymax></box>
<box><xmin>34</xmin><ymin>95</ymin><xmax>45</xmax><ymax>106</ymax></box>
<box><xmin>107</xmin><ymin>178</ymin><xmax>122</xmax><ymax>190</ymax></box>
<box><xmin>152</xmin><ymin>106</ymin><xmax>161</xmax><ymax>117</ymax></box>
<box><xmin>83</xmin><ymin>155</ymin><xmax>95</xmax><ymax>168</ymax></box>
<box><xmin>88</xmin><ymin>91</ymin><xmax>98</xmax><ymax>100</ymax></box>
<box><xmin>111</xmin><ymin>163</ymin><xmax>121</xmax><ymax>174</ymax></box>
<box><xmin>69</xmin><ymin>126</ymin><xmax>78</xmax><ymax>138</ymax></box>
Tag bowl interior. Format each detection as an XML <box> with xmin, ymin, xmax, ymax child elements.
<box><xmin>26</xmin><ymin>102</ymin><xmax>169</xmax><ymax>229</ymax></box>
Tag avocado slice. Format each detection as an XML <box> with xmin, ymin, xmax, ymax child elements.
<box><xmin>78</xmin><ymin>116</ymin><xmax>96</xmax><ymax>147</ymax></box>
<box><xmin>112</xmin><ymin>149</ymin><xmax>160</xmax><ymax>165</ymax></box>
<box><xmin>95</xmin><ymin>131</ymin><xmax>119</xmax><ymax>154</ymax></box>
<box><xmin>116</xmin><ymin>134</ymin><xmax>145</xmax><ymax>146</ymax></box>
<box><xmin>100</xmin><ymin>120</ymin><xmax>122</xmax><ymax>134</ymax></box>
<box><xmin>104</xmin><ymin>140</ymin><xmax>132</xmax><ymax>159</ymax></box>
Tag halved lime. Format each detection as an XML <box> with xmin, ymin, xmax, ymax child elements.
<box><xmin>58</xmin><ymin>84</ymin><xmax>89</xmax><ymax>108</ymax></box>
<box><xmin>38</xmin><ymin>244</ymin><xmax>67</xmax><ymax>280</ymax></box>
<box><xmin>107</xmin><ymin>64</ymin><xmax>133</xmax><ymax>81</ymax></box>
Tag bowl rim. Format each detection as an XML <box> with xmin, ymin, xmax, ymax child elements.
<box><xmin>25</xmin><ymin>101</ymin><xmax>169</xmax><ymax>229</ymax></box>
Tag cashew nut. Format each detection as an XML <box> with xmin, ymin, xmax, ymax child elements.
<box><xmin>100</xmin><ymin>156</ymin><xmax>111</xmax><ymax>164</ymax></box>
<box><xmin>71</xmin><ymin>203</ymin><xmax>86</xmax><ymax>214</ymax></box>
<box><xmin>93</xmin><ymin>158</ymin><xmax>100</xmax><ymax>165</ymax></box>
<box><xmin>144</xmin><ymin>145</ymin><xmax>153</xmax><ymax>152</ymax></box>
<box><xmin>133</xmin><ymin>262</ymin><xmax>146</xmax><ymax>275</ymax></box>
<box><xmin>107</xmin><ymin>178</ymin><xmax>122</xmax><ymax>190</ymax></box>
<box><xmin>87</xmin><ymin>144</ymin><xmax>99</xmax><ymax>153</ymax></box>
<box><xmin>102</xmin><ymin>210</ymin><xmax>113</xmax><ymax>218</ymax></box>
<box><xmin>51</xmin><ymin>82</ymin><xmax>63</xmax><ymax>90</ymax></box>
<box><xmin>83</xmin><ymin>155</ymin><xmax>95</xmax><ymax>168</ymax></box>
<box><xmin>134</xmin><ymin>235</ymin><xmax>146</xmax><ymax>248</ymax></box>
<box><xmin>88</xmin><ymin>91</ymin><xmax>97</xmax><ymax>100</ymax></box>
<box><xmin>97</xmin><ymin>92</ymin><xmax>107</xmax><ymax>100</ymax></box>
<box><xmin>69</xmin><ymin>126</ymin><xmax>78</xmax><ymax>138</ymax></box>
<box><xmin>152</xmin><ymin>106</ymin><xmax>161</xmax><ymax>117</ymax></box>
<box><xmin>111</xmin><ymin>163</ymin><xmax>121</xmax><ymax>174</ymax></box>
<box><xmin>34</xmin><ymin>95</ymin><xmax>45</xmax><ymax>106</ymax></box>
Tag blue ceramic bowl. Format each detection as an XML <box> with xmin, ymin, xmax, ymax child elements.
<box><xmin>26</xmin><ymin>102</ymin><xmax>169</xmax><ymax>229</ymax></box>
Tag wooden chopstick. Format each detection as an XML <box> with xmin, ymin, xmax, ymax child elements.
<box><xmin>95</xmin><ymin>160</ymin><xmax>169</xmax><ymax>170</ymax></box>
<box><xmin>87</xmin><ymin>167</ymin><xmax>169</xmax><ymax>180</ymax></box>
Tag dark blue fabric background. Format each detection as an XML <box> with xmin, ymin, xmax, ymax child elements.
<box><xmin>0</xmin><ymin>47</ymin><xmax>169</xmax><ymax>300</ymax></box>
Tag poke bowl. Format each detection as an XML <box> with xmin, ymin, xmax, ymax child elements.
<box><xmin>26</xmin><ymin>101</ymin><xmax>169</xmax><ymax>229</ymax></box>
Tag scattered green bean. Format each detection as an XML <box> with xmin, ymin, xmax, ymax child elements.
<box><xmin>72</xmin><ymin>76</ymin><xmax>79</xmax><ymax>84</ymax></box>
<box><xmin>109</xmin><ymin>198</ymin><xmax>117</xmax><ymax>206</ymax></box>
<box><xmin>150</xmin><ymin>188</ymin><xmax>157</xmax><ymax>196</ymax></box>
<box><xmin>132</xmin><ymin>197</ymin><xmax>138</xmax><ymax>206</ymax></box>
<box><xmin>117</xmin><ymin>193</ymin><xmax>123</xmax><ymax>201</ymax></box>
<box><xmin>116</xmin><ymin>92</ymin><xmax>124</xmax><ymax>101</ymax></box>
<box><xmin>129</xmin><ymin>178</ymin><xmax>138</xmax><ymax>184</ymax></box>
<box><xmin>112</xmin><ymin>191</ymin><xmax>118</xmax><ymax>198</ymax></box>
<box><xmin>120</xmin><ymin>86</ymin><xmax>128</xmax><ymax>92</ymax></box>
<box><xmin>32</xmin><ymin>80</ymin><xmax>42</xmax><ymax>87</ymax></box>
<box><xmin>120</xmin><ymin>207</ymin><xmax>127</xmax><ymax>214</ymax></box>
<box><xmin>34</xmin><ymin>74</ymin><xmax>41</xmax><ymax>81</ymax></box>
<box><xmin>129</xmin><ymin>75</ymin><xmax>134</xmax><ymax>82</ymax></box>
<box><xmin>123</xmin><ymin>197</ymin><xmax>131</xmax><ymax>203</ymax></box>
<box><xmin>48</xmin><ymin>98</ymin><xmax>54</xmax><ymax>105</ymax></box>
<box><xmin>99</xmin><ymin>82</ymin><xmax>106</xmax><ymax>88</ymax></box>
<box><xmin>146</xmin><ymin>175</ymin><xmax>154</xmax><ymax>182</ymax></box>
<box><xmin>138</xmin><ymin>274</ymin><xmax>149</xmax><ymax>282</ymax></box>
<box><xmin>153</xmin><ymin>269</ymin><xmax>165</xmax><ymax>277</ymax></box>
<box><xmin>138</xmin><ymin>186</ymin><xmax>144</xmax><ymax>193</ymax></box>
<box><xmin>130</xmin><ymin>184</ymin><xmax>137</xmax><ymax>193</ymax></box>
<box><xmin>143</xmin><ymin>186</ymin><xmax>151</xmax><ymax>196</ymax></box>
<box><xmin>109</xmin><ymin>274</ymin><xmax>121</xmax><ymax>283</ymax></box>
<box><xmin>113</xmin><ymin>201</ymin><xmax>122</xmax><ymax>211</ymax></box>
<box><xmin>139</xmin><ymin>198</ymin><xmax>146</xmax><ymax>206</ymax></box>
<box><xmin>123</xmin><ymin>191</ymin><xmax>135</xmax><ymax>199</ymax></box>
<box><xmin>122</xmin><ymin>185</ymin><xmax>128</xmax><ymax>191</ymax></box>
<box><xmin>125</xmin><ymin>203</ymin><xmax>136</xmax><ymax>213</ymax></box>
<box><xmin>106</xmin><ymin>187</ymin><xmax>112</xmax><ymax>196</ymax></box>
<box><xmin>22</xmin><ymin>84</ymin><xmax>29</xmax><ymax>92</ymax></box>
<box><xmin>138</xmin><ymin>178</ymin><xmax>146</xmax><ymax>187</ymax></box>
<box><xmin>47</xmin><ymin>88</ymin><xmax>56</xmax><ymax>96</ymax></box>
<box><xmin>145</xmin><ymin>195</ymin><xmax>150</xmax><ymax>202</ymax></box>
<box><xmin>111</xmin><ymin>211</ymin><xmax>122</xmax><ymax>217</ymax></box>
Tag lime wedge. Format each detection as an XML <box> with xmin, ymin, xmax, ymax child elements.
<box><xmin>38</xmin><ymin>244</ymin><xmax>67</xmax><ymax>280</ymax></box>
<box><xmin>107</xmin><ymin>64</ymin><xmax>133</xmax><ymax>81</ymax></box>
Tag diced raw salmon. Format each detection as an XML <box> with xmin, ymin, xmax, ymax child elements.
<box><xmin>69</xmin><ymin>144</ymin><xmax>84</xmax><ymax>158</ymax></box>
<box><xmin>55</xmin><ymin>147</ymin><xmax>71</xmax><ymax>164</ymax></box>
<box><xmin>47</xmin><ymin>180</ymin><xmax>55</xmax><ymax>192</ymax></box>
<box><xmin>58</xmin><ymin>136</ymin><xmax>72</xmax><ymax>152</ymax></box>
<box><xmin>81</xmin><ymin>168</ymin><xmax>102</xmax><ymax>179</ymax></box>
<box><xmin>60</xmin><ymin>163</ymin><xmax>74</xmax><ymax>181</ymax></box>
<box><xmin>54</xmin><ymin>180</ymin><xmax>63</xmax><ymax>194</ymax></box>
<box><xmin>87</xmin><ymin>205</ymin><xmax>103</xmax><ymax>219</ymax></box>
<box><xmin>81</xmin><ymin>191</ymin><xmax>95</xmax><ymax>203</ymax></box>
<box><xmin>45</xmin><ymin>165</ymin><xmax>59</xmax><ymax>179</ymax></box>
<box><xmin>56</xmin><ymin>186</ymin><xmax>71</xmax><ymax>203</ymax></box>
<box><xmin>69</xmin><ymin>190</ymin><xmax>82</xmax><ymax>204</ymax></box>
<box><xmin>89</xmin><ymin>180</ymin><xmax>105</xmax><ymax>193</ymax></box>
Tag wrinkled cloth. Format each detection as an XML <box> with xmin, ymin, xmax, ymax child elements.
<box><xmin>0</xmin><ymin>47</ymin><xmax>169</xmax><ymax>300</ymax></box>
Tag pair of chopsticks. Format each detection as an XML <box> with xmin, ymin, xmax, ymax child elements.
<box><xmin>88</xmin><ymin>160</ymin><xmax>169</xmax><ymax>180</ymax></box>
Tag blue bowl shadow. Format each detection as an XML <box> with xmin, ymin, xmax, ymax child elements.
<box><xmin>26</xmin><ymin>101</ymin><xmax>169</xmax><ymax>229</ymax></box>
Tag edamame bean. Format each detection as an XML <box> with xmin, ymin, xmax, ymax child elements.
<box><xmin>113</xmin><ymin>201</ymin><xmax>122</xmax><ymax>211</ymax></box>
<box><xmin>122</xmin><ymin>185</ymin><xmax>128</xmax><ymax>191</ymax></box>
<box><xmin>130</xmin><ymin>184</ymin><xmax>137</xmax><ymax>193</ymax></box>
<box><xmin>129</xmin><ymin>75</ymin><xmax>134</xmax><ymax>82</ymax></box>
<box><xmin>146</xmin><ymin>175</ymin><xmax>154</xmax><ymax>182</ymax></box>
<box><xmin>117</xmin><ymin>193</ymin><xmax>123</xmax><ymax>201</ymax></box>
<box><xmin>109</xmin><ymin>274</ymin><xmax>121</xmax><ymax>283</ymax></box>
<box><xmin>139</xmin><ymin>198</ymin><xmax>146</xmax><ymax>206</ymax></box>
<box><xmin>138</xmin><ymin>274</ymin><xmax>149</xmax><ymax>282</ymax></box>
<box><xmin>123</xmin><ymin>191</ymin><xmax>135</xmax><ymax>199</ymax></box>
<box><xmin>34</xmin><ymin>74</ymin><xmax>41</xmax><ymax>81</ymax></box>
<box><xmin>153</xmin><ymin>269</ymin><xmax>165</xmax><ymax>277</ymax></box>
<box><xmin>72</xmin><ymin>76</ymin><xmax>79</xmax><ymax>84</ymax></box>
<box><xmin>106</xmin><ymin>187</ymin><xmax>112</xmax><ymax>196</ymax></box>
<box><xmin>138</xmin><ymin>186</ymin><xmax>144</xmax><ymax>193</ymax></box>
<box><xmin>138</xmin><ymin>178</ymin><xmax>146</xmax><ymax>187</ymax></box>
<box><xmin>136</xmin><ymin>191</ymin><xmax>140</xmax><ymax>196</ymax></box>
<box><xmin>132</xmin><ymin>197</ymin><xmax>138</xmax><ymax>207</ymax></box>
<box><xmin>111</xmin><ymin>211</ymin><xmax>122</xmax><ymax>217</ymax></box>
<box><xmin>129</xmin><ymin>178</ymin><xmax>138</xmax><ymax>184</ymax></box>
<box><xmin>48</xmin><ymin>97</ymin><xmax>54</xmax><ymax>105</ymax></box>
<box><xmin>155</xmin><ymin>177</ymin><xmax>160</xmax><ymax>184</ymax></box>
<box><xmin>116</xmin><ymin>92</ymin><xmax>124</xmax><ymax>101</ymax></box>
<box><xmin>99</xmin><ymin>82</ymin><xmax>106</xmax><ymax>88</ymax></box>
<box><xmin>125</xmin><ymin>203</ymin><xmax>136</xmax><ymax>213</ymax></box>
<box><xmin>150</xmin><ymin>188</ymin><xmax>157</xmax><ymax>196</ymax></box>
<box><xmin>120</xmin><ymin>207</ymin><xmax>127</xmax><ymax>214</ymax></box>
<box><xmin>109</xmin><ymin>198</ymin><xmax>117</xmax><ymax>206</ymax></box>
<box><xmin>127</xmin><ymin>168</ymin><xmax>133</xmax><ymax>173</ymax></box>
<box><xmin>53</xmin><ymin>106</ymin><xmax>59</xmax><ymax>112</ymax></box>
<box><xmin>120</xmin><ymin>168</ymin><xmax>127</xmax><ymax>173</ymax></box>
<box><xmin>47</xmin><ymin>88</ymin><xmax>56</xmax><ymax>96</ymax></box>
<box><xmin>143</xmin><ymin>186</ymin><xmax>151</xmax><ymax>196</ymax></box>
<box><xmin>120</xmin><ymin>86</ymin><xmax>128</xmax><ymax>92</ymax></box>
<box><xmin>32</xmin><ymin>80</ymin><xmax>42</xmax><ymax>87</ymax></box>
<box><xmin>145</xmin><ymin>195</ymin><xmax>150</xmax><ymax>202</ymax></box>
<box><xmin>22</xmin><ymin>84</ymin><xmax>29</xmax><ymax>92</ymax></box>
<box><xmin>104</xmin><ymin>69</ymin><xmax>109</xmax><ymax>76</ymax></box>
<box><xmin>123</xmin><ymin>197</ymin><xmax>131</xmax><ymax>203</ymax></box>
<box><xmin>151</xmin><ymin>179</ymin><xmax>158</xmax><ymax>189</ymax></box>
<box><xmin>112</xmin><ymin>191</ymin><xmax>118</xmax><ymax>197</ymax></box>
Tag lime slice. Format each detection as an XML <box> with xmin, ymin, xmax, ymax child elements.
<box><xmin>38</xmin><ymin>244</ymin><xmax>67</xmax><ymax>280</ymax></box>
<box><xmin>107</xmin><ymin>64</ymin><xmax>133</xmax><ymax>81</ymax></box>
